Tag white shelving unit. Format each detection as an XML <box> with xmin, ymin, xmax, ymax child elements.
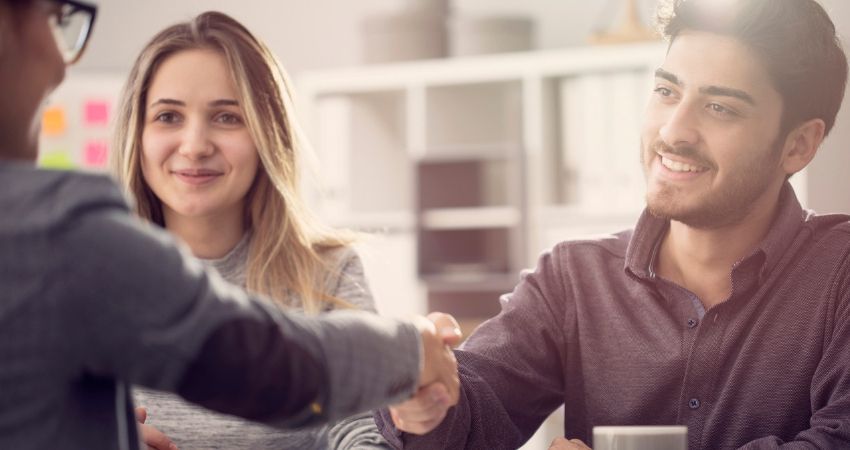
<box><xmin>299</xmin><ymin>42</ymin><xmax>666</xmax><ymax>324</ymax></box>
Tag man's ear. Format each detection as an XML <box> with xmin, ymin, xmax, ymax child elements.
<box><xmin>781</xmin><ymin>118</ymin><xmax>826</xmax><ymax>176</ymax></box>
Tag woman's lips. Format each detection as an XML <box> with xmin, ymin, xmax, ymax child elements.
<box><xmin>171</xmin><ymin>169</ymin><xmax>223</xmax><ymax>185</ymax></box>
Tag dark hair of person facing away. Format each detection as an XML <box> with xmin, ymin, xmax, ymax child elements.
<box><xmin>656</xmin><ymin>0</ymin><xmax>848</xmax><ymax>137</ymax></box>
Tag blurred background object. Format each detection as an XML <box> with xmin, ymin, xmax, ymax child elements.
<box><xmin>589</xmin><ymin>0</ymin><xmax>658</xmax><ymax>44</ymax></box>
<box><xmin>449</xmin><ymin>14</ymin><xmax>534</xmax><ymax>56</ymax></box>
<box><xmin>361</xmin><ymin>0</ymin><xmax>449</xmax><ymax>63</ymax></box>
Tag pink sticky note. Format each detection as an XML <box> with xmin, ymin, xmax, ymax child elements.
<box><xmin>84</xmin><ymin>100</ymin><xmax>109</xmax><ymax>126</ymax></box>
<box><xmin>83</xmin><ymin>140</ymin><xmax>108</xmax><ymax>168</ymax></box>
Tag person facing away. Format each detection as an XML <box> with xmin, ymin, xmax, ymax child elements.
<box><xmin>0</xmin><ymin>1</ymin><xmax>462</xmax><ymax>449</ymax></box>
<box><xmin>377</xmin><ymin>0</ymin><xmax>850</xmax><ymax>448</ymax></box>
<box><xmin>108</xmin><ymin>11</ymin><xmax>398</xmax><ymax>450</ymax></box>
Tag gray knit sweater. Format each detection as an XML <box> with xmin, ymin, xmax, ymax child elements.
<box><xmin>135</xmin><ymin>235</ymin><xmax>391</xmax><ymax>449</ymax></box>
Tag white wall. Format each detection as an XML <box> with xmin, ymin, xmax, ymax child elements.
<box><xmin>810</xmin><ymin>0</ymin><xmax>850</xmax><ymax>213</ymax></box>
<box><xmin>76</xmin><ymin>1</ymin><xmax>636</xmax><ymax>75</ymax></box>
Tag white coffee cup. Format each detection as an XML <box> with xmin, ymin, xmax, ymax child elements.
<box><xmin>593</xmin><ymin>426</ymin><xmax>687</xmax><ymax>450</ymax></box>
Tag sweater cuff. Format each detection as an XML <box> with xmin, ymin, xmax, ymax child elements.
<box><xmin>318</xmin><ymin>310</ymin><xmax>421</xmax><ymax>422</ymax></box>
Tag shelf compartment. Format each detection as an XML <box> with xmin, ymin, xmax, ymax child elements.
<box><xmin>422</xmin><ymin>272</ymin><xmax>518</xmax><ymax>292</ymax></box>
<box><xmin>312</xmin><ymin>90</ymin><xmax>412</xmax><ymax>215</ymax></box>
<box><xmin>420</xmin><ymin>206</ymin><xmax>520</xmax><ymax>230</ymax></box>
<box><xmin>425</xmin><ymin>80</ymin><xmax>522</xmax><ymax>150</ymax></box>
<box><xmin>417</xmin><ymin>159</ymin><xmax>516</xmax><ymax>209</ymax></box>
<box><xmin>418</xmin><ymin>227</ymin><xmax>512</xmax><ymax>276</ymax></box>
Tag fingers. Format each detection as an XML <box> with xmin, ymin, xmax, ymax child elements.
<box><xmin>427</xmin><ymin>312</ymin><xmax>463</xmax><ymax>347</ymax></box>
<box><xmin>135</xmin><ymin>407</ymin><xmax>147</xmax><ymax>424</ymax></box>
<box><xmin>134</xmin><ymin>409</ymin><xmax>178</xmax><ymax>450</ymax></box>
<box><xmin>548</xmin><ymin>437</ymin><xmax>591</xmax><ymax>449</ymax></box>
<box><xmin>389</xmin><ymin>383</ymin><xmax>452</xmax><ymax>435</ymax></box>
<box><xmin>139</xmin><ymin>422</ymin><xmax>179</xmax><ymax>450</ymax></box>
<box><xmin>413</xmin><ymin>315</ymin><xmax>460</xmax><ymax>402</ymax></box>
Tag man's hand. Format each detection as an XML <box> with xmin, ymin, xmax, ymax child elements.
<box><xmin>412</xmin><ymin>312</ymin><xmax>461</xmax><ymax>394</ymax></box>
<box><xmin>392</xmin><ymin>312</ymin><xmax>462</xmax><ymax>435</ymax></box>
<box><xmin>135</xmin><ymin>407</ymin><xmax>178</xmax><ymax>450</ymax></box>
<box><xmin>549</xmin><ymin>437</ymin><xmax>592</xmax><ymax>449</ymax></box>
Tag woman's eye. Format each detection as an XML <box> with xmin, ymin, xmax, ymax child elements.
<box><xmin>215</xmin><ymin>113</ymin><xmax>243</xmax><ymax>125</ymax></box>
<box><xmin>154</xmin><ymin>112</ymin><xmax>179</xmax><ymax>124</ymax></box>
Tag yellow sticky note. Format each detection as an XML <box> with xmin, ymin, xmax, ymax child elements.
<box><xmin>42</xmin><ymin>106</ymin><xmax>67</xmax><ymax>136</ymax></box>
<box><xmin>39</xmin><ymin>151</ymin><xmax>75</xmax><ymax>170</ymax></box>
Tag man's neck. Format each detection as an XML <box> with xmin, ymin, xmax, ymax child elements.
<box><xmin>656</xmin><ymin>186</ymin><xmax>783</xmax><ymax>310</ymax></box>
<box><xmin>163</xmin><ymin>208</ymin><xmax>245</xmax><ymax>260</ymax></box>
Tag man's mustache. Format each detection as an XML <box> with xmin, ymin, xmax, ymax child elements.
<box><xmin>648</xmin><ymin>140</ymin><xmax>716</xmax><ymax>170</ymax></box>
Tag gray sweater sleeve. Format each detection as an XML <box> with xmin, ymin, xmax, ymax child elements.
<box><xmin>61</xmin><ymin>209</ymin><xmax>421</xmax><ymax>426</ymax></box>
<box><xmin>326</xmin><ymin>249</ymin><xmax>394</xmax><ymax>449</ymax></box>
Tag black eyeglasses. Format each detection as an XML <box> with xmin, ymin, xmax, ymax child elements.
<box><xmin>46</xmin><ymin>0</ymin><xmax>97</xmax><ymax>64</ymax></box>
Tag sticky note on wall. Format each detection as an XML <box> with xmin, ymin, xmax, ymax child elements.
<box><xmin>83</xmin><ymin>140</ymin><xmax>108</xmax><ymax>168</ymax></box>
<box><xmin>84</xmin><ymin>100</ymin><xmax>109</xmax><ymax>126</ymax></box>
<box><xmin>42</xmin><ymin>106</ymin><xmax>67</xmax><ymax>136</ymax></box>
<box><xmin>40</xmin><ymin>151</ymin><xmax>75</xmax><ymax>169</ymax></box>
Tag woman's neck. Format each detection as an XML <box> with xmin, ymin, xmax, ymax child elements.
<box><xmin>163</xmin><ymin>208</ymin><xmax>246</xmax><ymax>259</ymax></box>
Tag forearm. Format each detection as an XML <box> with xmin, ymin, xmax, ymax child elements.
<box><xmin>179</xmin><ymin>308</ymin><xmax>422</xmax><ymax>428</ymax></box>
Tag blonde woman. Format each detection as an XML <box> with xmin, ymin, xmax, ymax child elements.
<box><xmin>111</xmin><ymin>11</ymin><xmax>393</xmax><ymax>450</ymax></box>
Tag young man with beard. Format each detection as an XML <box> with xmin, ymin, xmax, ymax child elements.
<box><xmin>375</xmin><ymin>0</ymin><xmax>850</xmax><ymax>448</ymax></box>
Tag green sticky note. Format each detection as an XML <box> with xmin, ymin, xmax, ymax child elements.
<box><xmin>39</xmin><ymin>151</ymin><xmax>76</xmax><ymax>169</ymax></box>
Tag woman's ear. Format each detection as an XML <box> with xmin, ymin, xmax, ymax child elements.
<box><xmin>781</xmin><ymin>118</ymin><xmax>826</xmax><ymax>176</ymax></box>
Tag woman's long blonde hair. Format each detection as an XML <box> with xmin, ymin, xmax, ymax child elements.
<box><xmin>111</xmin><ymin>11</ymin><xmax>352</xmax><ymax>314</ymax></box>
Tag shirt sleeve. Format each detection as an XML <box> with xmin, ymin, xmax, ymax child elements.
<box><xmin>375</xmin><ymin>248</ymin><xmax>570</xmax><ymax>449</ymax></box>
<box><xmin>737</xmin><ymin>254</ymin><xmax>850</xmax><ymax>449</ymax></box>
<box><xmin>59</xmin><ymin>209</ymin><xmax>421</xmax><ymax>427</ymax></box>
<box><xmin>326</xmin><ymin>247</ymin><xmax>392</xmax><ymax>449</ymax></box>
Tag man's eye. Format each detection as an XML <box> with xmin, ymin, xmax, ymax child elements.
<box><xmin>653</xmin><ymin>87</ymin><xmax>672</xmax><ymax>97</ymax></box>
<box><xmin>708</xmin><ymin>103</ymin><xmax>738</xmax><ymax>118</ymax></box>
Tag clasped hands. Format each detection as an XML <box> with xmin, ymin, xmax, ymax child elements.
<box><xmin>392</xmin><ymin>312</ymin><xmax>463</xmax><ymax>435</ymax></box>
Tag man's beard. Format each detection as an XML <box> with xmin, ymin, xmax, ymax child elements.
<box><xmin>641</xmin><ymin>139</ymin><xmax>781</xmax><ymax>229</ymax></box>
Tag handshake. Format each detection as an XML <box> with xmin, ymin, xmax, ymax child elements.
<box><xmin>402</xmin><ymin>312</ymin><xmax>464</xmax><ymax>435</ymax></box>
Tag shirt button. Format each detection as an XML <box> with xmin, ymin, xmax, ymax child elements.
<box><xmin>688</xmin><ymin>398</ymin><xmax>701</xmax><ymax>409</ymax></box>
<box><xmin>687</xmin><ymin>318</ymin><xmax>698</xmax><ymax>328</ymax></box>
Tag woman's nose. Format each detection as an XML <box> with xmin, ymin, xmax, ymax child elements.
<box><xmin>177</xmin><ymin>122</ymin><xmax>214</xmax><ymax>159</ymax></box>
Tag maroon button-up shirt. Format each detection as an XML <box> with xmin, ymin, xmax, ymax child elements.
<box><xmin>377</xmin><ymin>184</ymin><xmax>850</xmax><ymax>449</ymax></box>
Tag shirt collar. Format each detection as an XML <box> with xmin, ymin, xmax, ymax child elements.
<box><xmin>624</xmin><ymin>181</ymin><xmax>805</xmax><ymax>282</ymax></box>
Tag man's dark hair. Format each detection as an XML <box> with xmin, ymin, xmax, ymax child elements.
<box><xmin>657</xmin><ymin>0</ymin><xmax>848</xmax><ymax>137</ymax></box>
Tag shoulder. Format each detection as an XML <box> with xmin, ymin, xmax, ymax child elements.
<box><xmin>320</xmin><ymin>246</ymin><xmax>364</xmax><ymax>278</ymax></box>
<box><xmin>548</xmin><ymin>228</ymin><xmax>632</xmax><ymax>266</ymax></box>
<box><xmin>509</xmin><ymin>229</ymin><xmax>632</xmax><ymax>306</ymax></box>
<box><xmin>0</xmin><ymin>166</ymin><xmax>128</xmax><ymax>233</ymax></box>
<box><xmin>319</xmin><ymin>246</ymin><xmax>375</xmax><ymax>311</ymax></box>
<box><xmin>803</xmin><ymin>210</ymin><xmax>850</xmax><ymax>235</ymax></box>
<box><xmin>802</xmin><ymin>211</ymin><xmax>850</xmax><ymax>258</ymax></box>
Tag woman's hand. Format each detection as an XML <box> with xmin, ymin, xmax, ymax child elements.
<box><xmin>549</xmin><ymin>437</ymin><xmax>592</xmax><ymax>449</ymax></box>
<box><xmin>135</xmin><ymin>407</ymin><xmax>179</xmax><ymax>450</ymax></box>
